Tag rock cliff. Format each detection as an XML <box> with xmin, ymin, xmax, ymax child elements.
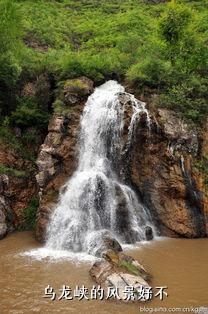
<box><xmin>0</xmin><ymin>77</ymin><xmax>207</xmax><ymax>241</ymax></box>
<box><xmin>0</xmin><ymin>144</ymin><xmax>37</xmax><ymax>239</ymax></box>
<box><xmin>35</xmin><ymin>79</ymin><xmax>207</xmax><ymax>241</ymax></box>
<box><xmin>129</xmin><ymin>108</ymin><xmax>207</xmax><ymax>237</ymax></box>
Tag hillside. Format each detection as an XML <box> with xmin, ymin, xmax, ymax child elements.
<box><xmin>1</xmin><ymin>0</ymin><xmax>208</xmax><ymax>123</ymax></box>
<box><xmin>0</xmin><ymin>0</ymin><xmax>208</xmax><ymax>233</ymax></box>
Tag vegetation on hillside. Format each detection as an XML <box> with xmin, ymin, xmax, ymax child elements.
<box><xmin>0</xmin><ymin>0</ymin><xmax>207</xmax><ymax>153</ymax></box>
<box><xmin>21</xmin><ymin>197</ymin><xmax>39</xmax><ymax>230</ymax></box>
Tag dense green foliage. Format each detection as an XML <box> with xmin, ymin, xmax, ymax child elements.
<box><xmin>0</xmin><ymin>164</ymin><xmax>27</xmax><ymax>178</ymax></box>
<box><xmin>10</xmin><ymin>97</ymin><xmax>49</xmax><ymax>128</ymax></box>
<box><xmin>22</xmin><ymin>198</ymin><xmax>39</xmax><ymax>230</ymax></box>
<box><xmin>0</xmin><ymin>0</ymin><xmax>207</xmax><ymax>139</ymax></box>
<box><xmin>0</xmin><ymin>0</ymin><xmax>23</xmax><ymax>115</ymax></box>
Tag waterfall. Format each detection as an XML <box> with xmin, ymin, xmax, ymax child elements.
<box><xmin>46</xmin><ymin>81</ymin><xmax>155</xmax><ymax>255</ymax></box>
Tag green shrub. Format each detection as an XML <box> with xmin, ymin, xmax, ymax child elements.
<box><xmin>0</xmin><ymin>164</ymin><xmax>27</xmax><ymax>178</ymax></box>
<box><xmin>159</xmin><ymin>80</ymin><xmax>208</xmax><ymax>123</ymax></box>
<box><xmin>10</xmin><ymin>97</ymin><xmax>49</xmax><ymax>128</ymax></box>
<box><xmin>0</xmin><ymin>124</ymin><xmax>22</xmax><ymax>150</ymax></box>
<box><xmin>118</xmin><ymin>260</ymin><xmax>141</xmax><ymax>276</ymax></box>
<box><xmin>127</xmin><ymin>58</ymin><xmax>172</xmax><ymax>88</ymax></box>
<box><xmin>0</xmin><ymin>0</ymin><xmax>207</xmax><ymax>126</ymax></box>
<box><xmin>53</xmin><ymin>99</ymin><xmax>72</xmax><ymax>115</ymax></box>
<box><xmin>22</xmin><ymin>198</ymin><xmax>39</xmax><ymax>230</ymax></box>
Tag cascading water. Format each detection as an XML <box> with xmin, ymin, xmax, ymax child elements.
<box><xmin>46</xmin><ymin>81</ymin><xmax>155</xmax><ymax>255</ymax></box>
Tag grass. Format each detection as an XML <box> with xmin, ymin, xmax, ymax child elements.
<box><xmin>16</xmin><ymin>0</ymin><xmax>156</xmax><ymax>81</ymax></box>
<box><xmin>0</xmin><ymin>0</ymin><xmax>207</xmax><ymax>140</ymax></box>
<box><xmin>14</xmin><ymin>0</ymin><xmax>207</xmax><ymax>123</ymax></box>
<box><xmin>118</xmin><ymin>260</ymin><xmax>141</xmax><ymax>276</ymax></box>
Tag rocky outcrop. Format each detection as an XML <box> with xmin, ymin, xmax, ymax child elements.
<box><xmin>129</xmin><ymin>108</ymin><xmax>207</xmax><ymax>237</ymax></box>
<box><xmin>89</xmin><ymin>249</ymin><xmax>151</xmax><ymax>301</ymax></box>
<box><xmin>35</xmin><ymin>77</ymin><xmax>94</xmax><ymax>242</ymax></box>
<box><xmin>0</xmin><ymin>145</ymin><xmax>38</xmax><ymax>237</ymax></box>
<box><xmin>35</xmin><ymin>81</ymin><xmax>207</xmax><ymax>242</ymax></box>
<box><xmin>86</xmin><ymin>231</ymin><xmax>123</xmax><ymax>257</ymax></box>
<box><xmin>1</xmin><ymin>78</ymin><xmax>206</xmax><ymax>242</ymax></box>
<box><xmin>59</xmin><ymin>77</ymin><xmax>94</xmax><ymax>106</ymax></box>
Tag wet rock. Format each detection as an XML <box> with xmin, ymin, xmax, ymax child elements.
<box><xmin>35</xmin><ymin>78</ymin><xmax>94</xmax><ymax>242</ymax></box>
<box><xmin>130</xmin><ymin>108</ymin><xmax>207</xmax><ymax>237</ymax></box>
<box><xmin>0</xmin><ymin>209</ymin><xmax>6</xmax><ymax>223</ymax></box>
<box><xmin>103</xmin><ymin>250</ymin><xmax>151</xmax><ymax>282</ymax></box>
<box><xmin>0</xmin><ymin>223</ymin><xmax>7</xmax><ymax>239</ymax></box>
<box><xmin>115</xmin><ymin>185</ymin><xmax>138</xmax><ymax>243</ymax></box>
<box><xmin>201</xmin><ymin>118</ymin><xmax>208</xmax><ymax>233</ymax></box>
<box><xmin>86</xmin><ymin>231</ymin><xmax>122</xmax><ymax>257</ymax></box>
<box><xmin>36</xmin><ymin>204</ymin><xmax>55</xmax><ymax>243</ymax></box>
<box><xmin>139</xmin><ymin>111</ymin><xmax>149</xmax><ymax>127</ymax></box>
<box><xmin>89</xmin><ymin>250</ymin><xmax>151</xmax><ymax>301</ymax></box>
<box><xmin>145</xmin><ymin>226</ymin><xmax>153</xmax><ymax>241</ymax></box>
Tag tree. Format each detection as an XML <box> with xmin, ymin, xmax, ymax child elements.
<box><xmin>159</xmin><ymin>1</ymin><xmax>191</xmax><ymax>65</ymax></box>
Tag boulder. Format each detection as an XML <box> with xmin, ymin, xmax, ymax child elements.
<box><xmin>145</xmin><ymin>226</ymin><xmax>153</xmax><ymax>241</ymax></box>
<box><xmin>89</xmin><ymin>250</ymin><xmax>152</xmax><ymax>301</ymax></box>
<box><xmin>85</xmin><ymin>231</ymin><xmax>122</xmax><ymax>257</ymax></box>
<box><xmin>114</xmin><ymin>184</ymin><xmax>138</xmax><ymax>243</ymax></box>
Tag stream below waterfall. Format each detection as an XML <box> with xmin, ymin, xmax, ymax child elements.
<box><xmin>0</xmin><ymin>232</ymin><xmax>207</xmax><ymax>313</ymax></box>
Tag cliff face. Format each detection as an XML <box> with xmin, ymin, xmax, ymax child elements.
<box><xmin>0</xmin><ymin>144</ymin><xmax>37</xmax><ymax>239</ymax></box>
<box><xmin>34</xmin><ymin>79</ymin><xmax>207</xmax><ymax>242</ymax></box>
<box><xmin>129</xmin><ymin>109</ymin><xmax>207</xmax><ymax>237</ymax></box>
<box><xmin>1</xmin><ymin>78</ymin><xmax>207</xmax><ymax>241</ymax></box>
<box><xmin>35</xmin><ymin>77</ymin><xmax>94</xmax><ymax>242</ymax></box>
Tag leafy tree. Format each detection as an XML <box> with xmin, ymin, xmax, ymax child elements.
<box><xmin>159</xmin><ymin>2</ymin><xmax>191</xmax><ymax>64</ymax></box>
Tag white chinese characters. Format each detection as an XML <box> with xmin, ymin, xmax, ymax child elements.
<box><xmin>43</xmin><ymin>285</ymin><xmax>168</xmax><ymax>301</ymax></box>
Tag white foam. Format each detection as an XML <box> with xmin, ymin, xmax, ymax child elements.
<box><xmin>20</xmin><ymin>237</ymin><xmax>167</xmax><ymax>263</ymax></box>
<box><xmin>21</xmin><ymin>248</ymin><xmax>97</xmax><ymax>263</ymax></box>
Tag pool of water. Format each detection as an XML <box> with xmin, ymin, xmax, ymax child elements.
<box><xmin>0</xmin><ymin>232</ymin><xmax>207</xmax><ymax>313</ymax></box>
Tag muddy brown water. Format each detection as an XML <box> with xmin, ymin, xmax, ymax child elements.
<box><xmin>0</xmin><ymin>232</ymin><xmax>207</xmax><ymax>314</ymax></box>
